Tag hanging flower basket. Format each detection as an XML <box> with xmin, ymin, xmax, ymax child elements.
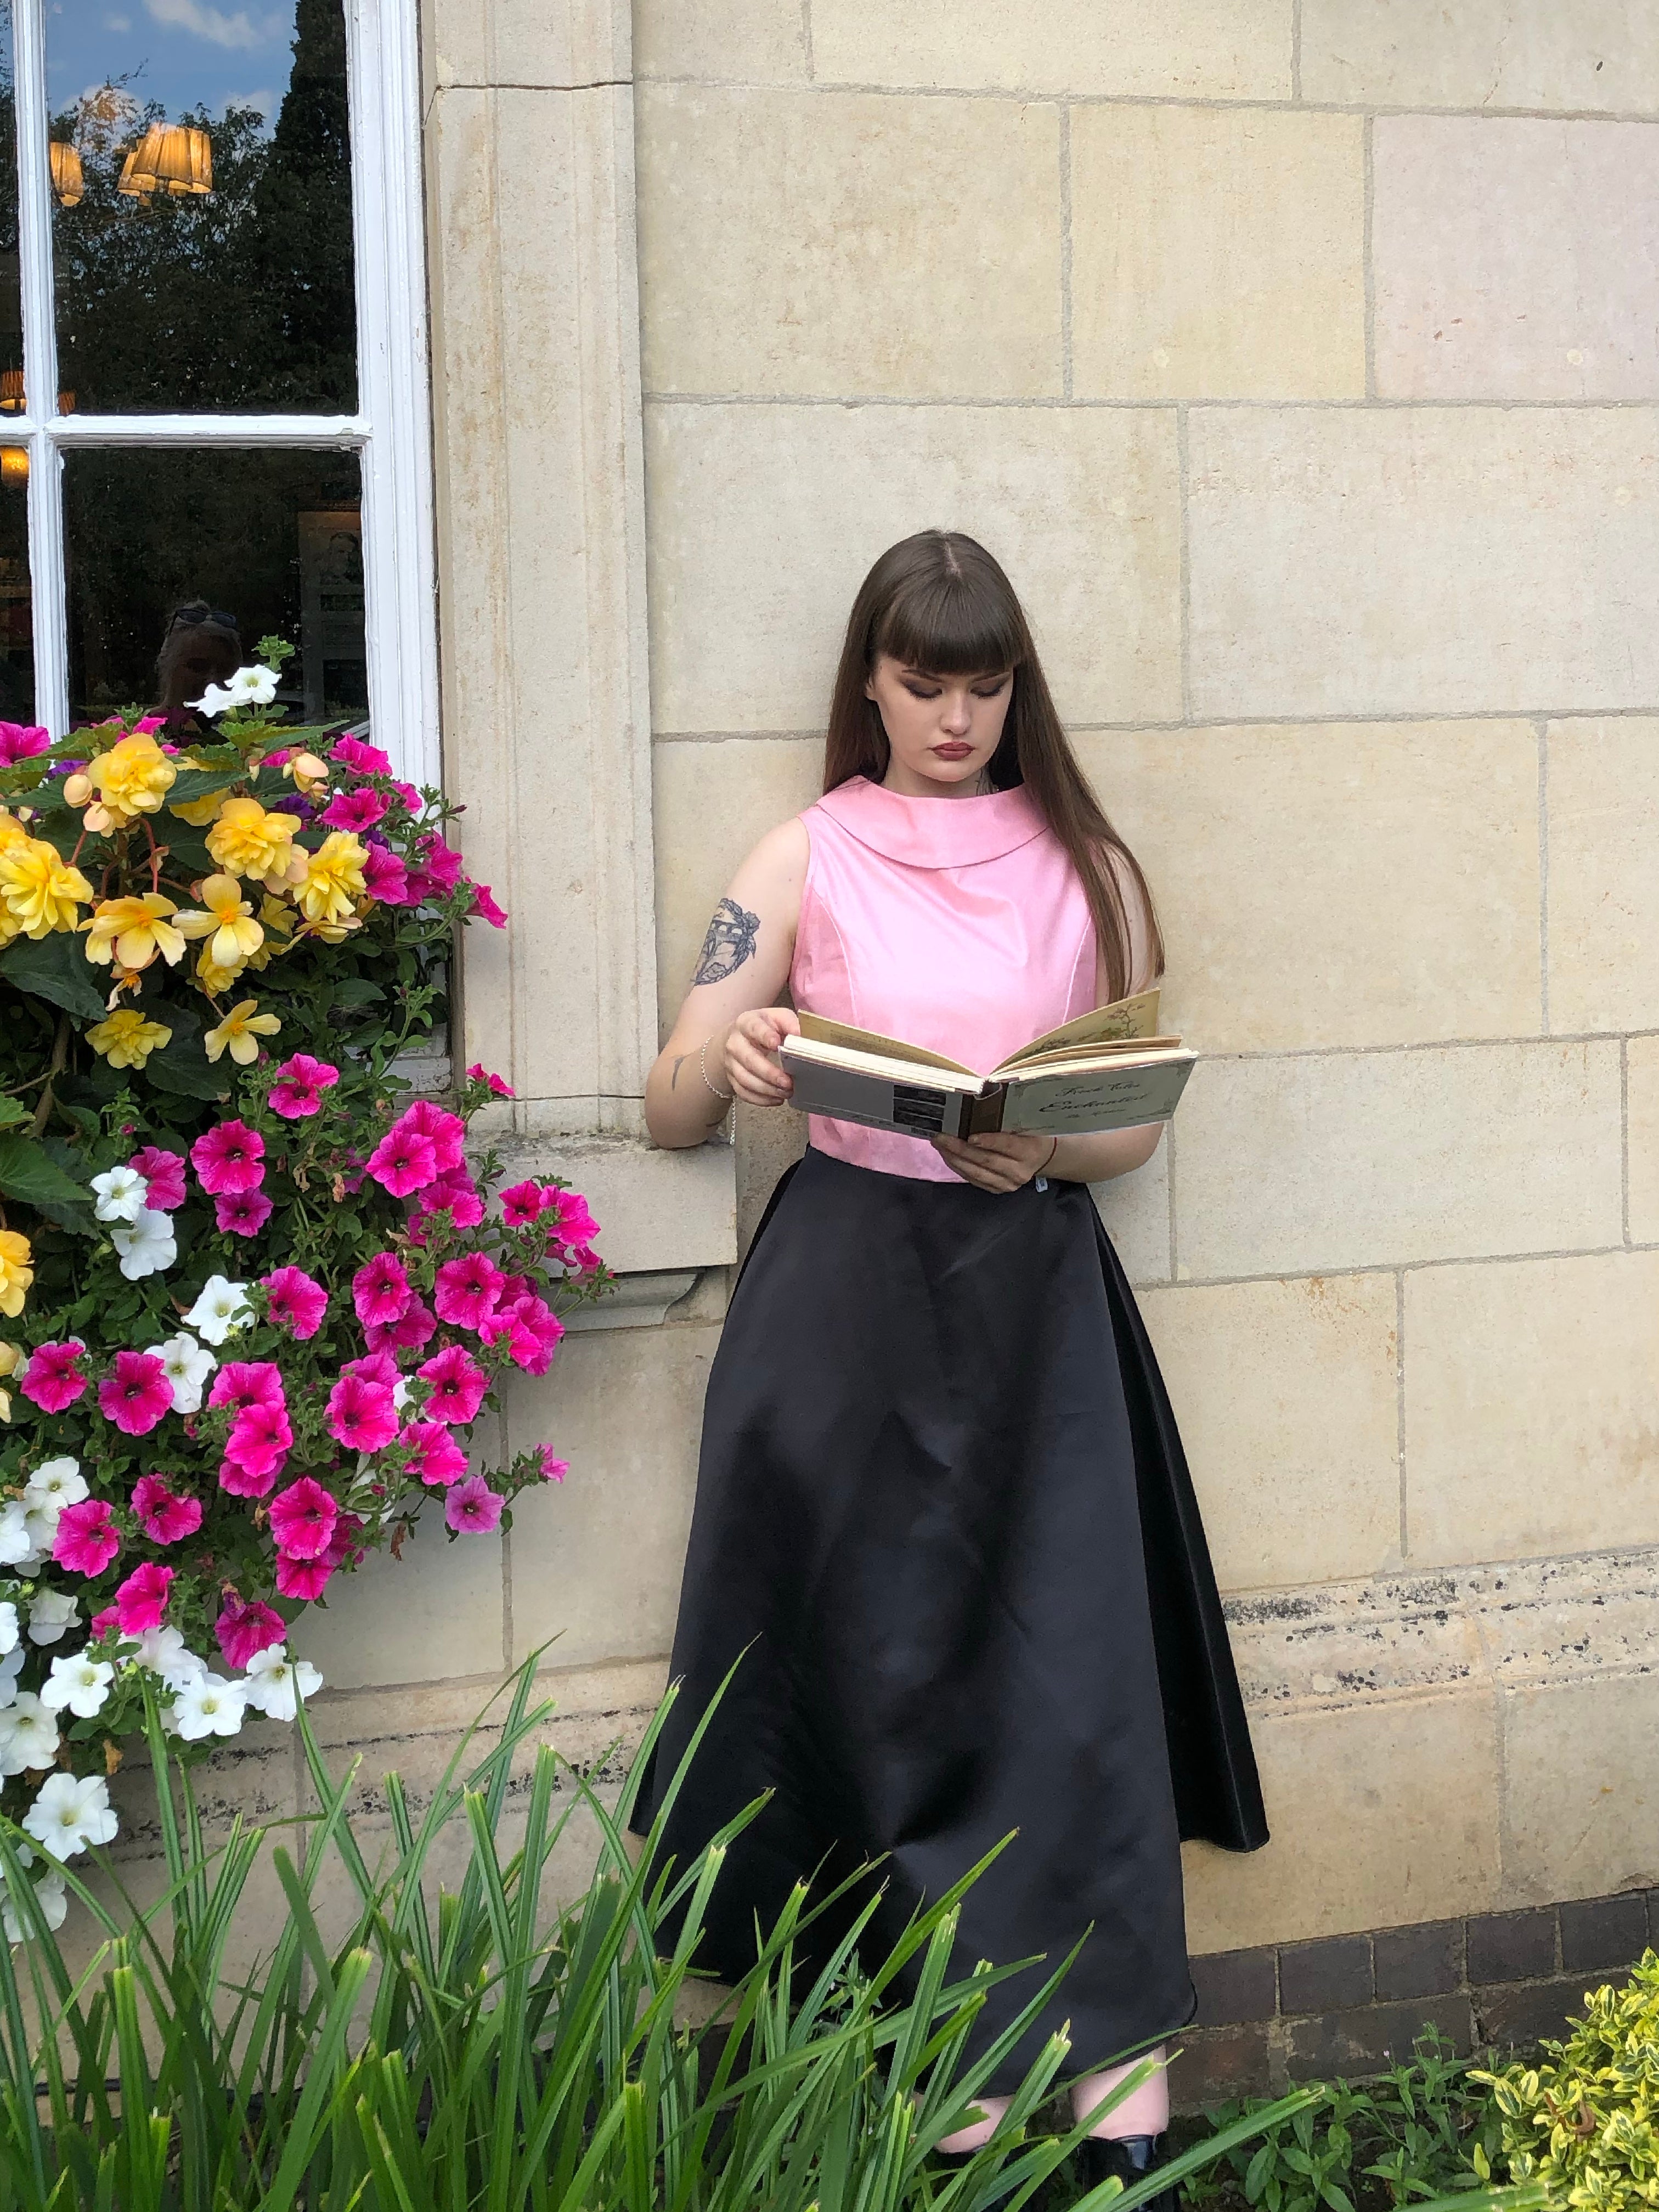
<box><xmin>0</xmin><ymin>642</ymin><xmax>602</xmax><ymax>1934</ymax></box>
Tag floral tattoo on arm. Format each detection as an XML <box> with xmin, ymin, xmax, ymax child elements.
<box><xmin>691</xmin><ymin>896</ymin><xmax>760</xmax><ymax>986</ymax></box>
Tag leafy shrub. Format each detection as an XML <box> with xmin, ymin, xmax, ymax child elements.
<box><xmin>0</xmin><ymin>1666</ymin><xmax>1319</xmax><ymax>2212</ymax></box>
<box><xmin>1476</xmin><ymin>1949</ymin><xmax>1659</xmax><ymax>2210</ymax></box>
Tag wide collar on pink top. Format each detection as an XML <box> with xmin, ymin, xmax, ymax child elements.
<box><xmin>813</xmin><ymin>774</ymin><xmax>1048</xmax><ymax>870</ymax></box>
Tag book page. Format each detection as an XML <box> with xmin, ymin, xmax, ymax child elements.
<box><xmin>794</xmin><ymin>1009</ymin><xmax>977</xmax><ymax>1076</ymax></box>
<box><xmin>782</xmin><ymin>1033</ymin><xmax>987</xmax><ymax>1093</ymax></box>
<box><xmin>990</xmin><ymin>988</ymin><xmax>1163</xmax><ymax>1074</ymax></box>
<box><xmin>999</xmin><ymin>1050</ymin><xmax>1196</xmax><ymax>1135</ymax></box>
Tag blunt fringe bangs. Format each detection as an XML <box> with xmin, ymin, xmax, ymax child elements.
<box><xmin>823</xmin><ymin>530</ymin><xmax>1165</xmax><ymax>1003</ymax></box>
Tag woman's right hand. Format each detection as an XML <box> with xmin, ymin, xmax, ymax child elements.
<box><xmin>724</xmin><ymin>1007</ymin><xmax>801</xmax><ymax>1107</ymax></box>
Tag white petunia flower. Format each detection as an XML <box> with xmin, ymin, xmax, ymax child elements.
<box><xmin>170</xmin><ymin>1672</ymin><xmax>246</xmax><ymax>1741</ymax></box>
<box><xmin>189</xmin><ymin>663</ymin><xmax>278</xmax><ymax>715</ymax></box>
<box><xmin>0</xmin><ymin>1600</ymin><xmax>16</xmax><ymax>1657</ymax></box>
<box><xmin>0</xmin><ymin>1501</ymin><xmax>41</xmax><ymax>1571</ymax></box>
<box><xmin>91</xmin><ymin>1165</ymin><xmax>150</xmax><ymax>1224</ymax></box>
<box><xmin>0</xmin><ymin>1693</ymin><xmax>61</xmax><ymax>1777</ymax></box>
<box><xmin>22</xmin><ymin>1771</ymin><xmax>119</xmax><ymax>1860</ymax></box>
<box><xmin>2</xmin><ymin>1863</ymin><xmax>68</xmax><ymax>1942</ymax></box>
<box><xmin>184</xmin><ymin>1276</ymin><xmax>252</xmax><ymax>1347</ymax></box>
<box><xmin>153</xmin><ymin>1331</ymin><xmax>216</xmax><ymax>1414</ymax></box>
<box><xmin>111</xmin><ymin>1206</ymin><xmax>177</xmax><ymax>1282</ymax></box>
<box><xmin>27</xmin><ymin>1592</ymin><xmax>81</xmax><ymax>1646</ymax></box>
<box><xmin>41</xmin><ymin>1650</ymin><xmax>115</xmax><ymax>1720</ymax></box>
<box><xmin>23</xmin><ymin>1457</ymin><xmax>87</xmax><ymax>1513</ymax></box>
<box><xmin>0</xmin><ymin>1645</ymin><xmax>24</xmax><ymax>1703</ymax></box>
<box><xmin>131</xmin><ymin>1626</ymin><xmax>207</xmax><ymax>1693</ymax></box>
<box><xmin>240</xmin><ymin>1645</ymin><xmax>323</xmax><ymax>1725</ymax></box>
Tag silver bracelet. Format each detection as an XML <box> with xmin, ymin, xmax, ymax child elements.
<box><xmin>699</xmin><ymin>1037</ymin><xmax>734</xmax><ymax>1104</ymax></box>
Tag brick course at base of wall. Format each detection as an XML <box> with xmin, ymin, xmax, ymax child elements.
<box><xmin>1173</xmin><ymin>1889</ymin><xmax>1655</xmax><ymax>2110</ymax></box>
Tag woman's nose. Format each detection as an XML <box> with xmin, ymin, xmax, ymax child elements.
<box><xmin>940</xmin><ymin>691</ymin><xmax>973</xmax><ymax>735</ymax></box>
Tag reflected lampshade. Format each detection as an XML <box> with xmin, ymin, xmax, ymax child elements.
<box><xmin>50</xmin><ymin>142</ymin><xmax>84</xmax><ymax>207</ymax></box>
<box><xmin>0</xmin><ymin>370</ymin><xmax>22</xmax><ymax>415</ymax></box>
<box><xmin>1</xmin><ymin>448</ymin><xmax>27</xmax><ymax>484</ymax></box>
<box><xmin>117</xmin><ymin>123</ymin><xmax>213</xmax><ymax>199</ymax></box>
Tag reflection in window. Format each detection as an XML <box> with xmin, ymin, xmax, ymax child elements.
<box><xmin>0</xmin><ymin>3</ymin><xmax>18</xmax><ymax>412</ymax></box>
<box><xmin>46</xmin><ymin>0</ymin><xmax>357</xmax><ymax>415</ymax></box>
<box><xmin>66</xmin><ymin>447</ymin><xmax>365</xmax><ymax>731</ymax></box>
<box><xmin>0</xmin><ymin>441</ymin><xmax>30</xmax><ymax>723</ymax></box>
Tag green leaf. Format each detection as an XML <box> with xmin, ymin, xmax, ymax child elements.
<box><xmin>330</xmin><ymin>977</ymin><xmax>384</xmax><ymax>1009</ymax></box>
<box><xmin>0</xmin><ymin>1095</ymin><xmax>30</xmax><ymax>1131</ymax></box>
<box><xmin>157</xmin><ymin>826</ymin><xmax>218</xmax><ymax>878</ymax></box>
<box><xmin>0</xmin><ymin>1130</ymin><xmax>91</xmax><ymax>1207</ymax></box>
<box><xmin>0</xmin><ymin>929</ymin><xmax>109</xmax><ymax>1022</ymax></box>
<box><xmin>143</xmin><ymin>1032</ymin><xmax>232</xmax><ymax>1102</ymax></box>
<box><xmin>166</xmin><ymin>767</ymin><xmax>246</xmax><ymax>806</ymax></box>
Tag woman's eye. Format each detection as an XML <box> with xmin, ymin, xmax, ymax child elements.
<box><xmin>904</xmin><ymin>684</ymin><xmax>941</xmax><ymax>700</ymax></box>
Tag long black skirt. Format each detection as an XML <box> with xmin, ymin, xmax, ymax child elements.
<box><xmin>631</xmin><ymin>1145</ymin><xmax>1268</xmax><ymax>2091</ymax></box>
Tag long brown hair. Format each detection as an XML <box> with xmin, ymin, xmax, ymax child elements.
<box><xmin>822</xmin><ymin>531</ymin><xmax>1164</xmax><ymax>1002</ymax></box>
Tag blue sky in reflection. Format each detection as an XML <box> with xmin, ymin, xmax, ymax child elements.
<box><xmin>46</xmin><ymin>1</ymin><xmax>299</xmax><ymax>132</ymax></box>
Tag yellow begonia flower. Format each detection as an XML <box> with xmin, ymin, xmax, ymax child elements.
<box><xmin>204</xmin><ymin>997</ymin><xmax>280</xmax><ymax>1065</ymax></box>
<box><xmin>281</xmin><ymin>752</ymin><xmax>330</xmax><ymax>795</ymax></box>
<box><xmin>0</xmin><ymin>1336</ymin><xmax>19</xmax><ymax>1422</ymax></box>
<box><xmin>170</xmin><ymin>791</ymin><xmax>227</xmax><ymax>828</ymax></box>
<box><xmin>0</xmin><ymin>809</ymin><xmax>30</xmax><ymax>854</ymax></box>
<box><xmin>0</xmin><ymin>1232</ymin><xmax>33</xmax><ymax>1322</ymax></box>
<box><xmin>83</xmin><ymin>893</ymin><xmax>187</xmax><ymax>972</ymax></box>
<box><xmin>295</xmin><ymin>831</ymin><xmax>368</xmax><ymax>926</ymax></box>
<box><xmin>0</xmin><ymin>837</ymin><xmax>94</xmax><ymax>940</ymax></box>
<box><xmin>174</xmin><ymin>874</ymin><xmax>264</xmax><ymax>970</ymax></box>
<box><xmin>82</xmin><ymin>731</ymin><xmax>177</xmax><ymax>832</ymax></box>
<box><xmin>86</xmin><ymin>1008</ymin><xmax>172</xmax><ymax>1069</ymax></box>
<box><xmin>195</xmin><ymin>945</ymin><xmax>245</xmax><ymax>995</ymax></box>
<box><xmin>206</xmin><ymin>797</ymin><xmax>303</xmax><ymax>888</ymax></box>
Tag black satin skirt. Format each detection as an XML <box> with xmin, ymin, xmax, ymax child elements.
<box><xmin>631</xmin><ymin>1145</ymin><xmax>1267</xmax><ymax>2092</ymax></box>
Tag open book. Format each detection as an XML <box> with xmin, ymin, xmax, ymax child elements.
<box><xmin>778</xmin><ymin>989</ymin><xmax>1195</xmax><ymax>1142</ymax></box>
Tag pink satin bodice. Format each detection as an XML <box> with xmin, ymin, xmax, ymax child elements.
<box><xmin>791</xmin><ymin>775</ymin><xmax>1097</xmax><ymax>1182</ymax></box>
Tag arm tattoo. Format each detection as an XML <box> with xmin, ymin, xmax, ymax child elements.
<box><xmin>691</xmin><ymin>896</ymin><xmax>760</xmax><ymax>986</ymax></box>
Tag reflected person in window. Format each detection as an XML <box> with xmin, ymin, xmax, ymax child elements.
<box><xmin>155</xmin><ymin>600</ymin><xmax>240</xmax><ymax>736</ymax></box>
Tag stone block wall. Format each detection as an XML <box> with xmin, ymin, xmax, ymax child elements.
<box><xmin>635</xmin><ymin>0</ymin><xmax>1659</xmax><ymax>1972</ymax></box>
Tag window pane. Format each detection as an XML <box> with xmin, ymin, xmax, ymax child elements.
<box><xmin>46</xmin><ymin>0</ymin><xmax>357</xmax><ymax>415</ymax></box>
<box><xmin>0</xmin><ymin>441</ymin><xmax>32</xmax><ymax>724</ymax></box>
<box><xmin>65</xmin><ymin>447</ymin><xmax>365</xmax><ymax>729</ymax></box>
<box><xmin>0</xmin><ymin>1</ymin><xmax>20</xmax><ymax>414</ymax></box>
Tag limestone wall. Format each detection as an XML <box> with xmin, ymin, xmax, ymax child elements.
<box><xmin>264</xmin><ymin>0</ymin><xmax>1659</xmax><ymax>1972</ymax></box>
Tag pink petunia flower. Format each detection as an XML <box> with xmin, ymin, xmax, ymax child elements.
<box><xmin>552</xmin><ymin>1190</ymin><xmax>601</xmax><ymax>1248</ymax></box>
<box><xmin>112</xmin><ymin>1560</ymin><xmax>174</xmax><ymax>1635</ymax></box>
<box><xmin>486</xmin><ymin>1294</ymin><xmax>564</xmax><ymax>1376</ymax></box>
<box><xmin>324</xmin><ymin>1511</ymin><xmax>367</xmax><ymax>1570</ymax></box>
<box><xmin>128</xmin><ymin>1146</ymin><xmax>188</xmax><ymax>1211</ymax></box>
<box><xmin>0</xmin><ymin>720</ymin><xmax>50</xmax><ymax>765</ymax></box>
<box><xmin>90</xmin><ymin>1606</ymin><xmax>121</xmax><ymax>1639</ymax></box>
<box><xmin>216</xmin><ymin>1596</ymin><xmax>286</xmax><ymax>1670</ymax></box>
<box><xmin>417</xmin><ymin>1344</ymin><xmax>488</xmax><ymax>1426</ymax></box>
<box><xmin>398</xmin><ymin>1420</ymin><xmax>469</xmax><ymax>1487</ymax></box>
<box><xmin>215</xmin><ymin>1187</ymin><xmax>274</xmax><ymax>1238</ymax></box>
<box><xmin>360</xmin><ymin>840</ymin><xmax>413</xmax><ymax>906</ymax></box>
<box><xmin>445</xmin><ymin>1475</ymin><xmax>505</xmax><ymax>1534</ymax></box>
<box><xmin>352</xmin><ymin>1251</ymin><xmax>412</xmax><ymax>1328</ymax></box>
<box><xmin>499</xmin><ymin>1180</ymin><xmax>548</xmax><ymax>1228</ymax></box>
<box><xmin>414</xmin><ymin>834</ymin><xmax>464</xmax><ymax>894</ymax></box>
<box><xmin>20</xmin><ymin>1339</ymin><xmax>88</xmax><ymax>1412</ymax></box>
<box><xmin>330</xmin><ymin>733</ymin><xmax>391</xmax><ymax>776</ymax></box>
<box><xmin>413</xmin><ymin>1169</ymin><xmax>484</xmax><ymax>1232</ymax></box>
<box><xmin>434</xmin><ymin>1252</ymin><xmax>506</xmax><ymax>1332</ymax></box>
<box><xmin>343</xmin><ymin>1348</ymin><xmax>402</xmax><ymax>1390</ymax></box>
<box><xmin>536</xmin><ymin>1445</ymin><xmax>568</xmax><ymax>1483</ymax></box>
<box><xmin>398</xmin><ymin>1099</ymin><xmax>466</xmax><ymax>1175</ymax></box>
<box><xmin>466</xmin><ymin>1063</ymin><xmax>515</xmax><ymax>1098</ymax></box>
<box><xmin>364</xmin><ymin>1297</ymin><xmax>436</xmax><ymax>1356</ymax></box>
<box><xmin>268</xmin><ymin>1476</ymin><xmax>338</xmax><ymax>1561</ymax></box>
<box><xmin>320</xmin><ymin>786</ymin><xmax>388</xmax><ymax>833</ymax></box>
<box><xmin>132</xmin><ymin>1474</ymin><xmax>204</xmax><ymax>1545</ymax></box>
<box><xmin>54</xmin><ymin>1498</ymin><xmax>120</xmax><ymax>1577</ymax></box>
<box><xmin>208</xmin><ymin>1361</ymin><xmax>286</xmax><ymax>1414</ymax></box>
<box><xmin>192</xmin><ymin>1120</ymin><xmax>266</xmax><ymax>1197</ymax></box>
<box><xmin>467</xmin><ymin>881</ymin><xmax>507</xmax><ymax>928</ymax></box>
<box><xmin>263</xmin><ymin>1265</ymin><xmax>329</xmax><ymax>1340</ymax></box>
<box><xmin>221</xmin><ymin>1401</ymin><xmax>292</xmax><ymax>1491</ymax></box>
<box><xmin>275</xmin><ymin>1553</ymin><xmax>334</xmax><ymax>1601</ymax></box>
<box><xmin>325</xmin><ymin>1371</ymin><xmax>399</xmax><ymax>1453</ymax></box>
<box><xmin>365</xmin><ymin>1124</ymin><xmax>437</xmax><ymax>1198</ymax></box>
<box><xmin>390</xmin><ymin>778</ymin><xmax>421</xmax><ymax>811</ymax></box>
<box><xmin>100</xmin><ymin>1350</ymin><xmax>176</xmax><ymax>1436</ymax></box>
<box><xmin>268</xmin><ymin>1053</ymin><xmax>341</xmax><ymax>1120</ymax></box>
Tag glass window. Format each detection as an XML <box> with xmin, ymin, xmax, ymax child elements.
<box><xmin>65</xmin><ymin>447</ymin><xmax>365</xmax><ymax>726</ymax></box>
<box><xmin>0</xmin><ymin>0</ymin><xmax>434</xmax><ymax>778</ymax></box>
<box><xmin>45</xmin><ymin>0</ymin><xmax>357</xmax><ymax>415</ymax></box>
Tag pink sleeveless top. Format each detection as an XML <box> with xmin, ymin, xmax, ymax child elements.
<box><xmin>791</xmin><ymin>776</ymin><xmax>1097</xmax><ymax>1182</ymax></box>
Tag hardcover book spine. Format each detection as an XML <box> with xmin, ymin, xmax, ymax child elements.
<box><xmin>965</xmin><ymin>1087</ymin><xmax>1008</xmax><ymax>1137</ymax></box>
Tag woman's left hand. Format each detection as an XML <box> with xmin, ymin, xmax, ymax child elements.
<box><xmin>932</xmin><ymin>1131</ymin><xmax>1057</xmax><ymax>1193</ymax></box>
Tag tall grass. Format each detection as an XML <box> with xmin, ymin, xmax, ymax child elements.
<box><xmin>0</xmin><ymin>1664</ymin><xmax>1541</xmax><ymax>2212</ymax></box>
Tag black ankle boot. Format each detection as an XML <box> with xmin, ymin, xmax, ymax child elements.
<box><xmin>1073</xmin><ymin>2132</ymin><xmax>1177</xmax><ymax>2209</ymax></box>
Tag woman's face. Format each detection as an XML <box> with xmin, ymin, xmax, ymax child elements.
<box><xmin>865</xmin><ymin>654</ymin><xmax>1014</xmax><ymax>796</ymax></box>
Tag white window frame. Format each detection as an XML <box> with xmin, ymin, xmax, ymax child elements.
<box><xmin>2</xmin><ymin>0</ymin><xmax>438</xmax><ymax>788</ymax></box>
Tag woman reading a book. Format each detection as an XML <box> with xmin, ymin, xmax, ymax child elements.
<box><xmin>636</xmin><ymin>531</ymin><xmax>1266</xmax><ymax>2199</ymax></box>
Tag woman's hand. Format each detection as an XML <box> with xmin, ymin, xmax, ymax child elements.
<box><xmin>931</xmin><ymin>1131</ymin><xmax>1057</xmax><ymax>1193</ymax></box>
<box><xmin>724</xmin><ymin>1007</ymin><xmax>801</xmax><ymax>1107</ymax></box>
